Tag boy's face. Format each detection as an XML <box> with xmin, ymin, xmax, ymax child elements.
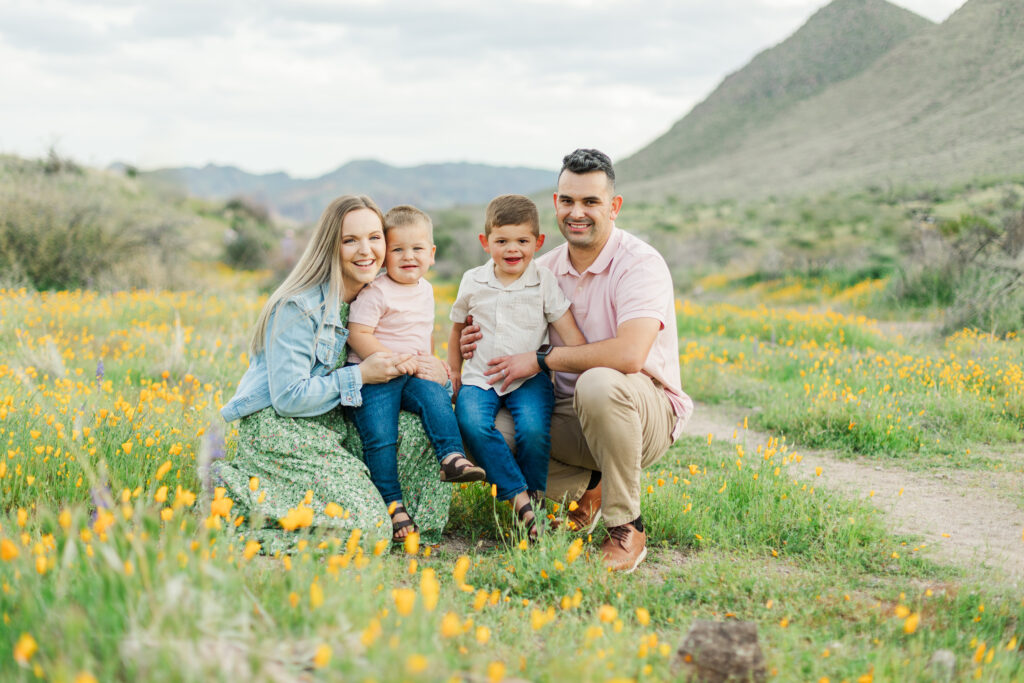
<box><xmin>384</xmin><ymin>221</ymin><xmax>436</xmax><ymax>285</ymax></box>
<box><xmin>479</xmin><ymin>223</ymin><xmax>545</xmax><ymax>280</ymax></box>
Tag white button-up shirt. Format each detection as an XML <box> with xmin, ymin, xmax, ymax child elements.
<box><xmin>451</xmin><ymin>260</ymin><xmax>571</xmax><ymax>396</ymax></box>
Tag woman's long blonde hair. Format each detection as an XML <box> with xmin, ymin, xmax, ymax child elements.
<box><xmin>249</xmin><ymin>195</ymin><xmax>384</xmax><ymax>355</ymax></box>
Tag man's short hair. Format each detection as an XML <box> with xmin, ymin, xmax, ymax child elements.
<box><xmin>484</xmin><ymin>194</ymin><xmax>540</xmax><ymax>236</ymax></box>
<box><xmin>384</xmin><ymin>205</ymin><xmax>433</xmax><ymax>239</ymax></box>
<box><xmin>559</xmin><ymin>148</ymin><xmax>616</xmax><ymax>189</ymax></box>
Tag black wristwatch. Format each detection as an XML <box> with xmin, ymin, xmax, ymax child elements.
<box><xmin>536</xmin><ymin>344</ymin><xmax>553</xmax><ymax>373</ymax></box>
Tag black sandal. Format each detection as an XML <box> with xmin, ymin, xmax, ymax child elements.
<box><xmin>439</xmin><ymin>454</ymin><xmax>486</xmax><ymax>483</ymax></box>
<box><xmin>389</xmin><ymin>502</ymin><xmax>418</xmax><ymax>541</ymax></box>
<box><xmin>514</xmin><ymin>493</ymin><xmax>541</xmax><ymax>542</ymax></box>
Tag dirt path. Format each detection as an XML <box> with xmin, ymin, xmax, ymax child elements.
<box><xmin>687</xmin><ymin>403</ymin><xmax>1024</xmax><ymax>585</ymax></box>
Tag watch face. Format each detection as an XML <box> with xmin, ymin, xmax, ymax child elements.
<box><xmin>538</xmin><ymin>344</ymin><xmax>552</xmax><ymax>355</ymax></box>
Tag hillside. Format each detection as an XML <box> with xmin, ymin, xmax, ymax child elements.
<box><xmin>622</xmin><ymin>0</ymin><xmax>1024</xmax><ymax>200</ymax></box>
<box><xmin>141</xmin><ymin>160</ymin><xmax>555</xmax><ymax>223</ymax></box>
<box><xmin>618</xmin><ymin>0</ymin><xmax>933</xmax><ymax>181</ymax></box>
<box><xmin>0</xmin><ymin>154</ymin><xmax>238</xmax><ymax>291</ymax></box>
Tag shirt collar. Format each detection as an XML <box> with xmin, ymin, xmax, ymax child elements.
<box><xmin>473</xmin><ymin>260</ymin><xmax>541</xmax><ymax>290</ymax></box>
<box><xmin>553</xmin><ymin>225</ymin><xmax>621</xmax><ymax>277</ymax></box>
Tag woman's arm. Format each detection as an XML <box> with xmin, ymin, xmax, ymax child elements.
<box><xmin>265</xmin><ymin>300</ymin><xmax>364</xmax><ymax>416</ymax></box>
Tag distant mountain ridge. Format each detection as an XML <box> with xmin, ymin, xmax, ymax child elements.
<box><xmin>139</xmin><ymin>160</ymin><xmax>555</xmax><ymax>223</ymax></box>
<box><xmin>620</xmin><ymin>0</ymin><xmax>1024</xmax><ymax>200</ymax></box>
<box><xmin>620</xmin><ymin>0</ymin><xmax>933</xmax><ymax>181</ymax></box>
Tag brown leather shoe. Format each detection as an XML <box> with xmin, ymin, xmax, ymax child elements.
<box><xmin>601</xmin><ymin>522</ymin><xmax>647</xmax><ymax>573</ymax></box>
<box><xmin>557</xmin><ymin>481</ymin><xmax>602</xmax><ymax>534</ymax></box>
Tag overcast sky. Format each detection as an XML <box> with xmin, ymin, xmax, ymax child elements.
<box><xmin>0</xmin><ymin>0</ymin><xmax>965</xmax><ymax>177</ymax></box>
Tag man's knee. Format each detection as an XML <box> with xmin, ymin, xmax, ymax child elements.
<box><xmin>573</xmin><ymin>367</ymin><xmax>629</xmax><ymax>417</ymax></box>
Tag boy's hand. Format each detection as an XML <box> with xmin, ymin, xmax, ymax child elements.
<box><xmin>485</xmin><ymin>352</ymin><xmax>538</xmax><ymax>392</ymax></box>
<box><xmin>411</xmin><ymin>353</ymin><xmax>449</xmax><ymax>385</ymax></box>
<box><xmin>459</xmin><ymin>314</ymin><xmax>481</xmax><ymax>360</ymax></box>
<box><xmin>395</xmin><ymin>356</ymin><xmax>419</xmax><ymax>376</ymax></box>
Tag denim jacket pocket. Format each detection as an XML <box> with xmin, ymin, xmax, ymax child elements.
<box><xmin>314</xmin><ymin>335</ymin><xmax>336</xmax><ymax>372</ymax></box>
<box><xmin>314</xmin><ymin>322</ymin><xmax>349</xmax><ymax>373</ymax></box>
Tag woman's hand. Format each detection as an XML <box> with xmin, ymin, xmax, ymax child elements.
<box><xmin>412</xmin><ymin>353</ymin><xmax>450</xmax><ymax>386</ymax></box>
<box><xmin>358</xmin><ymin>351</ymin><xmax>413</xmax><ymax>385</ymax></box>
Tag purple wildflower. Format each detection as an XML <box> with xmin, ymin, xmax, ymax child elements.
<box><xmin>95</xmin><ymin>358</ymin><xmax>105</xmax><ymax>385</ymax></box>
<box><xmin>89</xmin><ymin>482</ymin><xmax>112</xmax><ymax>523</ymax></box>
<box><xmin>198</xmin><ymin>425</ymin><xmax>226</xmax><ymax>501</ymax></box>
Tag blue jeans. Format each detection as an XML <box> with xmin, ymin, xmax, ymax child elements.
<box><xmin>455</xmin><ymin>373</ymin><xmax>554</xmax><ymax>501</ymax></box>
<box><xmin>350</xmin><ymin>374</ymin><xmax>464</xmax><ymax>504</ymax></box>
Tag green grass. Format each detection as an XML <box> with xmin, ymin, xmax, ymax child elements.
<box><xmin>2</xmin><ymin>277</ymin><xmax>1024</xmax><ymax>681</ymax></box>
<box><xmin>3</xmin><ymin>432</ymin><xmax>1022</xmax><ymax>681</ymax></box>
<box><xmin>677</xmin><ymin>298</ymin><xmax>1024</xmax><ymax>468</ymax></box>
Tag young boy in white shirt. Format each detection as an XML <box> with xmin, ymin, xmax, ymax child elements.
<box><xmin>448</xmin><ymin>195</ymin><xmax>585</xmax><ymax>540</ymax></box>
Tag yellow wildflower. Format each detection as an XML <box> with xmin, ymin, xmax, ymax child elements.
<box><xmin>1</xmin><ymin>539</ymin><xmax>19</xmax><ymax>561</ymax></box>
<box><xmin>440</xmin><ymin>612</ymin><xmax>461</xmax><ymax>638</ymax></box>
<box><xmin>313</xmin><ymin>644</ymin><xmax>331</xmax><ymax>668</ymax></box>
<box><xmin>13</xmin><ymin>633</ymin><xmax>37</xmax><ymax>664</ymax></box>
<box><xmin>393</xmin><ymin>587</ymin><xmax>416</xmax><ymax>616</ymax></box>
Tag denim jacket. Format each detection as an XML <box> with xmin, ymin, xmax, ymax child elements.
<box><xmin>220</xmin><ymin>283</ymin><xmax>362</xmax><ymax>422</ymax></box>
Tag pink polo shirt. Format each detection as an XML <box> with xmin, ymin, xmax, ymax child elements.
<box><xmin>536</xmin><ymin>226</ymin><xmax>693</xmax><ymax>441</ymax></box>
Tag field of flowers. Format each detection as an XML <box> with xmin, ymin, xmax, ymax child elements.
<box><xmin>677</xmin><ymin>296</ymin><xmax>1024</xmax><ymax>468</ymax></box>
<box><xmin>2</xmin><ymin>278</ymin><xmax>1023</xmax><ymax>682</ymax></box>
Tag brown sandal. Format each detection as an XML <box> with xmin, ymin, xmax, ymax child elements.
<box><xmin>389</xmin><ymin>502</ymin><xmax>418</xmax><ymax>541</ymax></box>
<box><xmin>514</xmin><ymin>492</ymin><xmax>541</xmax><ymax>542</ymax></box>
<box><xmin>439</xmin><ymin>454</ymin><xmax>486</xmax><ymax>483</ymax></box>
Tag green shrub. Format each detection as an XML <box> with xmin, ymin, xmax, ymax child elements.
<box><xmin>220</xmin><ymin>197</ymin><xmax>277</xmax><ymax>271</ymax></box>
<box><xmin>885</xmin><ymin>207</ymin><xmax>1024</xmax><ymax>333</ymax></box>
<box><xmin>0</xmin><ymin>156</ymin><xmax>190</xmax><ymax>290</ymax></box>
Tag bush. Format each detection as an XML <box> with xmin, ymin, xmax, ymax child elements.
<box><xmin>220</xmin><ymin>197</ymin><xmax>277</xmax><ymax>271</ymax></box>
<box><xmin>886</xmin><ymin>207</ymin><xmax>1024</xmax><ymax>334</ymax></box>
<box><xmin>0</xmin><ymin>156</ymin><xmax>190</xmax><ymax>290</ymax></box>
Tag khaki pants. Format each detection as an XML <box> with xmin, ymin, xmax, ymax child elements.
<box><xmin>495</xmin><ymin>367</ymin><xmax>679</xmax><ymax>527</ymax></box>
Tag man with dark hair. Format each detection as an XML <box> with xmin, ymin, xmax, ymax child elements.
<box><xmin>464</xmin><ymin>148</ymin><xmax>692</xmax><ymax>572</ymax></box>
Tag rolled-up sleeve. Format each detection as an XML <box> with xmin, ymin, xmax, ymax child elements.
<box><xmin>541</xmin><ymin>269</ymin><xmax>572</xmax><ymax>323</ymax></box>
<box><xmin>265</xmin><ymin>301</ymin><xmax>363</xmax><ymax>416</ymax></box>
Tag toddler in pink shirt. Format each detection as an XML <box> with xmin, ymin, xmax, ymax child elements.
<box><xmin>347</xmin><ymin>205</ymin><xmax>484</xmax><ymax>541</ymax></box>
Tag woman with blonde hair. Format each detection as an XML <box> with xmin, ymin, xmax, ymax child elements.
<box><xmin>216</xmin><ymin>195</ymin><xmax>452</xmax><ymax>550</ymax></box>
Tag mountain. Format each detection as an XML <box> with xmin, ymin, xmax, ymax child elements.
<box><xmin>621</xmin><ymin>0</ymin><xmax>1024</xmax><ymax>200</ymax></box>
<box><xmin>140</xmin><ymin>160</ymin><xmax>555</xmax><ymax>223</ymax></box>
<box><xmin>619</xmin><ymin>0</ymin><xmax>933</xmax><ymax>182</ymax></box>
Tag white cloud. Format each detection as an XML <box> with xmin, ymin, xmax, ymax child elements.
<box><xmin>0</xmin><ymin>0</ymin><xmax>966</xmax><ymax>175</ymax></box>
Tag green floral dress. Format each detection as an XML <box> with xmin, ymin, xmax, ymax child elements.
<box><xmin>214</xmin><ymin>302</ymin><xmax>451</xmax><ymax>553</ymax></box>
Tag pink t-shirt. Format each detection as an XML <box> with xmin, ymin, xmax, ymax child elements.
<box><xmin>347</xmin><ymin>274</ymin><xmax>434</xmax><ymax>361</ymax></box>
<box><xmin>536</xmin><ymin>226</ymin><xmax>693</xmax><ymax>441</ymax></box>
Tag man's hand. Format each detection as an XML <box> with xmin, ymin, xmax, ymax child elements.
<box><xmin>485</xmin><ymin>352</ymin><xmax>539</xmax><ymax>392</ymax></box>
<box><xmin>459</xmin><ymin>314</ymin><xmax>481</xmax><ymax>360</ymax></box>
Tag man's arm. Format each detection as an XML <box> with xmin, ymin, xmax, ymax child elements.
<box><xmin>487</xmin><ymin>317</ymin><xmax>661</xmax><ymax>392</ymax></box>
<box><xmin>549</xmin><ymin>317</ymin><xmax>658</xmax><ymax>374</ymax></box>
<box><xmin>548</xmin><ymin>310</ymin><xmax>586</xmax><ymax>348</ymax></box>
